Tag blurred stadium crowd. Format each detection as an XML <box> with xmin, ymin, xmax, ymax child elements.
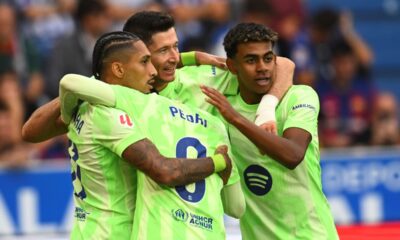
<box><xmin>0</xmin><ymin>0</ymin><xmax>399</xmax><ymax>168</ymax></box>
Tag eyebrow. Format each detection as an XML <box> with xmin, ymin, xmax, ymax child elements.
<box><xmin>243</xmin><ymin>50</ymin><xmax>274</xmax><ymax>58</ymax></box>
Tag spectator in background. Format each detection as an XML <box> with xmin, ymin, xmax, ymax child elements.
<box><xmin>371</xmin><ymin>93</ymin><xmax>400</xmax><ymax>145</ymax></box>
<box><xmin>0</xmin><ymin>71</ymin><xmax>67</xmax><ymax>166</ymax></box>
<box><xmin>0</xmin><ymin>71</ymin><xmax>36</xmax><ymax>168</ymax></box>
<box><xmin>13</xmin><ymin>0</ymin><xmax>76</xmax><ymax>65</ymax></box>
<box><xmin>162</xmin><ymin>0</ymin><xmax>231</xmax><ymax>52</ymax></box>
<box><xmin>318</xmin><ymin>41</ymin><xmax>375</xmax><ymax>147</ymax></box>
<box><xmin>0</xmin><ymin>3</ymin><xmax>47</xmax><ymax>119</ymax></box>
<box><xmin>269</xmin><ymin>0</ymin><xmax>306</xmax><ymax>58</ymax></box>
<box><xmin>279</xmin><ymin>8</ymin><xmax>374</xmax><ymax>88</ymax></box>
<box><xmin>0</xmin><ymin>71</ymin><xmax>24</xmax><ymax>144</ymax></box>
<box><xmin>45</xmin><ymin>0</ymin><xmax>111</xmax><ymax>99</ymax></box>
<box><xmin>106</xmin><ymin>0</ymin><xmax>163</xmax><ymax>31</ymax></box>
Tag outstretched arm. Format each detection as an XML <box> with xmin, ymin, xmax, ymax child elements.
<box><xmin>201</xmin><ymin>85</ymin><xmax>310</xmax><ymax>169</ymax></box>
<box><xmin>59</xmin><ymin>74</ymin><xmax>116</xmax><ymax>124</ymax></box>
<box><xmin>22</xmin><ymin>97</ymin><xmax>67</xmax><ymax>143</ymax></box>
<box><xmin>179</xmin><ymin>51</ymin><xmax>227</xmax><ymax>69</ymax></box>
<box><xmin>122</xmin><ymin>139</ymin><xmax>232</xmax><ymax>186</ymax></box>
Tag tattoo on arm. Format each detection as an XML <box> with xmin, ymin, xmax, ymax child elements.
<box><xmin>122</xmin><ymin>138</ymin><xmax>214</xmax><ymax>186</ymax></box>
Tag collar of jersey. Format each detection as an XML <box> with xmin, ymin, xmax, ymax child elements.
<box><xmin>236</xmin><ymin>93</ymin><xmax>258</xmax><ymax>113</ymax></box>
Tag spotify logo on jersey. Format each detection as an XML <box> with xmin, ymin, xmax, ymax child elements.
<box><xmin>243</xmin><ymin>165</ymin><xmax>272</xmax><ymax>196</ymax></box>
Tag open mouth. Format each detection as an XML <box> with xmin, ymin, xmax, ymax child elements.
<box><xmin>163</xmin><ymin>66</ymin><xmax>176</xmax><ymax>75</ymax></box>
<box><xmin>255</xmin><ymin>77</ymin><xmax>271</xmax><ymax>86</ymax></box>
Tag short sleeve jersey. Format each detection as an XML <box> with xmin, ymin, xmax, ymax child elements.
<box><xmin>159</xmin><ymin>65</ymin><xmax>238</xmax><ymax>112</ymax></box>
<box><xmin>227</xmin><ymin>85</ymin><xmax>338</xmax><ymax>240</ymax></box>
<box><xmin>67</xmin><ymin>103</ymin><xmax>145</xmax><ymax>240</ymax></box>
<box><xmin>111</xmin><ymin>85</ymin><xmax>240</xmax><ymax>240</ymax></box>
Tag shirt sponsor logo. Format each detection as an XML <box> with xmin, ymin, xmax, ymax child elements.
<box><xmin>292</xmin><ymin>103</ymin><xmax>316</xmax><ymax>112</ymax></box>
<box><xmin>169</xmin><ymin>106</ymin><xmax>207</xmax><ymax>128</ymax></box>
<box><xmin>171</xmin><ymin>209</ymin><xmax>214</xmax><ymax>231</ymax></box>
<box><xmin>244</xmin><ymin>165</ymin><xmax>273</xmax><ymax>196</ymax></box>
<box><xmin>74</xmin><ymin>207</ymin><xmax>90</xmax><ymax>222</ymax></box>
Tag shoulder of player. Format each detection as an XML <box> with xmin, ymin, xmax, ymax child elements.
<box><xmin>286</xmin><ymin>85</ymin><xmax>318</xmax><ymax>99</ymax></box>
<box><xmin>177</xmin><ymin>65</ymin><xmax>229</xmax><ymax>78</ymax></box>
<box><xmin>88</xmin><ymin>104</ymin><xmax>131</xmax><ymax>119</ymax></box>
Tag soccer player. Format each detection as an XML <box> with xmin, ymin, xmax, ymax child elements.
<box><xmin>122</xmin><ymin>11</ymin><xmax>295</xmax><ymax>132</ymax></box>
<box><xmin>201</xmin><ymin>23</ymin><xmax>339</xmax><ymax>239</ymax></box>
<box><xmin>57</xmin><ymin>31</ymin><xmax>241</xmax><ymax>239</ymax></box>
<box><xmin>60</xmin><ymin>31</ymin><xmax>243</xmax><ymax>239</ymax></box>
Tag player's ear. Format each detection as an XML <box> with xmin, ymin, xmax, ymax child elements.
<box><xmin>111</xmin><ymin>62</ymin><xmax>125</xmax><ymax>78</ymax></box>
<box><xmin>226</xmin><ymin>58</ymin><xmax>238</xmax><ymax>75</ymax></box>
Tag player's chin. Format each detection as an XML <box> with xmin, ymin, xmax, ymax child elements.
<box><xmin>160</xmin><ymin>71</ymin><xmax>175</xmax><ymax>82</ymax></box>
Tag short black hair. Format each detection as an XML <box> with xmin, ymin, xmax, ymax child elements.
<box><xmin>92</xmin><ymin>31</ymin><xmax>140</xmax><ymax>80</ymax></box>
<box><xmin>75</xmin><ymin>0</ymin><xmax>107</xmax><ymax>22</ymax></box>
<box><xmin>223</xmin><ymin>23</ymin><xmax>278</xmax><ymax>58</ymax></box>
<box><xmin>123</xmin><ymin>11</ymin><xmax>175</xmax><ymax>44</ymax></box>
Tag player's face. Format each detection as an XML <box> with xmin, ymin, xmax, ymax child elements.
<box><xmin>228</xmin><ymin>41</ymin><xmax>276</xmax><ymax>103</ymax></box>
<box><xmin>121</xmin><ymin>41</ymin><xmax>157</xmax><ymax>93</ymax></box>
<box><xmin>147</xmin><ymin>28</ymin><xmax>180</xmax><ymax>88</ymax></box>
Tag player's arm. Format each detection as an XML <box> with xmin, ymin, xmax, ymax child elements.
<box><xmin>201</xmin><ymin>85</ymin><xmax>311</xmax><ymax>169</ymax></box>
<box><xmin>122</xmin><ymin>139</ymin><xmax>231</xmax><ymax>186</ymax></box>
<box><xmin>22</xmin><ymin>97</ymin><xmax>67</xmax><ymax>143</ymax></box>
<box><xmin>179</xmin><ymin>51</ymin><xmax>227</xmax><ymax>69</ymax></box>
<box><xmin>59</xmin><ymin>74</ymin><xmax>116</xmax><ymax>124</ymax></box>
<box><xmin>221</xmin><ymin>181</ymin><xmax>245</xmax><ymax>218</ymax></box>
<box><xmin>255</xmin><ymin>57</ymin><xmax>295</xmax><ymax>134</ymax></box>
<box><xmin>22</xmin><ymin>73</ymin><xmax>117</xmax><ymax>143</ymax></box>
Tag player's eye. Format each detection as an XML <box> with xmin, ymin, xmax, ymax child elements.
<box><xmin>245</xmin><ymin>58</ymin><xmax>255</xmax><ymax>64</ymax></box>
<box><xmin>264</xmin><ymin>54</ymin><xmax>274</xmax><ymax>63</ymax></box>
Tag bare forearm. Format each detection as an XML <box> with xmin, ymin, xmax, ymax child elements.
<box><xmin>22</xmin><ymin>97</ymin><xmax>67</xmax><ymax>143</ymax></box>
<box><xmin>268</xmin><ymin>57</ymin><xmax>294</xmax><ymax>99</ymax></box>
<box><xmin>122</xmin><ymin>139</ymin><xmax>215</xmax><ymax>186</ymax></box>
<box><xmin>163</xmin><ymin>157</ymin><xmax>214</xmax><ymax>186</ymax></box>
<box><xmin>231</xmin><ymin>116</ymin><xmax>304</xmax><ymax>169</ymax></box>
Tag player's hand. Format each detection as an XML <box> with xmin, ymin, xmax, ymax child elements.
<box><xmin>195</xmin><ymin>51</ymin><xmax>227</xmax><ymax>70</ymax></box>
<box><xmin>259</xmin><ymin>121</ymin><xmax>277</xmax><ymax>135</ymax></box>
<box><xmin>215</xmin><ymin>145</ymin><xmax>232</xmax><ymax>185</ymax></box>
<box><xmin>200</xmin><ymin>85</ymin><xmax>240</xmax><ymax>124</ymax></box>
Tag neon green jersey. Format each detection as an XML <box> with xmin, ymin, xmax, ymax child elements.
<box><xmin>67</xmin><ymin>103</ymin><xmax>145</xmax><ymax>240</ymax></box>
<box><xmin>227</xmin><ymin>85</ymin><xmax>338</xmax><ymax>240</ymax></box>
<box><xmin>111</xmin><ymin>85</ymin><xmax>240</xmax><ymax>240</ymax></box>
<box><xmin>159</xmin><ymin>65</ymin><xmax>238</xmax><ymax>112</ymax></box>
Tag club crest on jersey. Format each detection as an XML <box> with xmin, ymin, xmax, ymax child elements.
<box><xmin>119</xmin><ymin>114</ymin><xmax>133</xmax><ymax>127</ymax></box>
<box><xmin>244</xmin><ymin>165</ymin><xmax>273</xmax><ymax>196</ymax></box>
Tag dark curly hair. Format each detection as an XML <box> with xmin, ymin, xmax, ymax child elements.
<box><xmin>92</xmin><ymin>31</ymin><xmax>140</xmax><ymax>80</ymax></box>
<box><xmin>123</xmin><ymin>11</ymin><xmax>175</xmax><ymax>45</ymax></box>
<box><xmin>223</xmin><ymin>23</ymin><xmax>278</xmax><ymax>58</ymax></box>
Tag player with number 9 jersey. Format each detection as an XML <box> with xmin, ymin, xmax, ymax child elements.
<box><xmin>111</xmin><ymin>84</ymin><xmax>240</xmax><ymax>240</ymax></box>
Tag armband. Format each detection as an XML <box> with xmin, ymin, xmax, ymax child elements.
<box><xmin>181</xmin><ymin>51</ymin><xmax>196</xmax><ymax>66</ymax></box>
<box><xmin>212</xmin><ymin>154</ymin><xmax>226</xmax><ymax>172</ymax></box>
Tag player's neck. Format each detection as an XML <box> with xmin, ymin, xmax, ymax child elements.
<box><xmin>153</xmin><ymin>78</ymin><xmax>169</xmax><ymax>92</ymax></box>
<box><xmin>239</xmin><ymin>88</ymin><xmax>263</xmax><ymax>105</ymax></box>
